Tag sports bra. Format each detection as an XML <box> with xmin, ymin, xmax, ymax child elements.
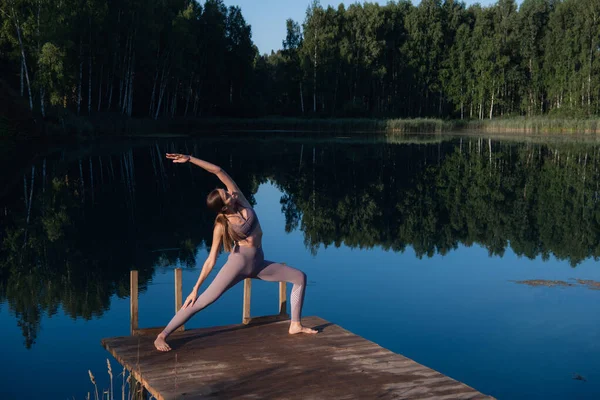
<box><xmin>226</xmin><ymin>206</ymin><xmax>259</xmax><ymax>239</ymax></box>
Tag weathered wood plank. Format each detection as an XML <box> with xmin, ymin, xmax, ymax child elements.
<box><xmin>174</xmin><ymin>268</ymin><xmax>183</xmax><ymax>331</ymax></box>
<box><xmin>242</xmin><ymin>278</ymin><xmax>251</xmax><ymax>324</ymax></box>
<box><xmin>279</xmin><ymin>281</ymin><xmax>287</xmax><ymax>314</ymax></box>
<box><xmin>130</xmin><ymin>270</ymin><xmax>138</xmax><ymax>335</ymax></box>
<box><xmin>102</xmin><ymin>316</ymin><xmax>494</xmax><ymax>400</ymax></box>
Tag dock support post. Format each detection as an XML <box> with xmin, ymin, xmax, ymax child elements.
<box><xmin>279</xmin><ymin>281</ymin><xmax>287</xmax><ymax>315</ymax></box>
<box><xmin>243</xmin><ymin>278</ymin><xmax>252</xmax><ymax>324</ymax></box>
<box><xmin>130</xmin><ymin>270</ymin><xmax>138</xmax><ymax>335</ymax></box>
<box><xmin>175</xmin><ymin>268</ymin><xmax>184</xmax><ymax>331</ymax></box>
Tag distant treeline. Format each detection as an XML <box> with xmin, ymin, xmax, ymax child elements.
<box><xmin>0</xmin><ymin>0</ymin><xmax>599</xmax><ymax>126</ymax></box>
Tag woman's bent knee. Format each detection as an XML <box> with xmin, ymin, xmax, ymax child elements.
<box><xmin>296</xmin><ymin>271</ymin><xmax>307</xmax><ymax>286</ymax></box>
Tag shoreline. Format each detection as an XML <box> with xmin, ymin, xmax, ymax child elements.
<box><xmin>75</xmin><ymin>115</ymin><xmax>600</xmax><ymax>137</ymax></box>
<box><xmin>3</xmin><ymin>114</ymin><xmax>600</xmax><ymax>143</ymax></box>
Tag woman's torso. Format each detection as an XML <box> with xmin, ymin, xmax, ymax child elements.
<box><xmin>226</xmin><ymin>201</ymin><xmax>262</xmax><ymax>248</ymax></box>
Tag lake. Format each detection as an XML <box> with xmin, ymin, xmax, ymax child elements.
<box><xmin>1</xmin><ymin>134</ymin><xmax>599</xmax><ymax>399</ymax></box>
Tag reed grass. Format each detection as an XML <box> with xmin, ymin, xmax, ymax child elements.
<box><xmin>107</xmin><ymin>359</ymin><xmax>114</xmax><ymax>400</ymax></box>
<box><xmin>88</xmin><ymin>370</ymin><xmax>99</xmax><ymax>400</ymax></box>
<box><xmin>466</xmin><ymin>117</ymin><xmax>600</xmax><ymax>134</ymax></box>
<box><xmin>18</xmin><ymin>110</ymin><xmax>600</xmax><ymax>138</ymax></box>
<box><xmin>83</xmin><ymin>358</ymin><xmax>154</xmax><ymax>400</ymax></box>
<box><xmin>94</xmin><ymin>116</ymin><xmax>463</xmax><ymax>136</ymax></box>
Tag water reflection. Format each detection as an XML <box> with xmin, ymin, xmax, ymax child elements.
<box><xmin>1</xmin><ymin>136</ymin><xmax>600</xmax><ymax>348</ymax></box>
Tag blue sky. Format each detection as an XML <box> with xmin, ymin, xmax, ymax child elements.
<box><xmin>221</xmin><ymin>0</ymin><xmax>521</xmax><ymax>55</ymax></box>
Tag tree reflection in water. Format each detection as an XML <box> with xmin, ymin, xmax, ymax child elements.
<box><xmin>1</xmin><ymin>136</ymin><xmax>599</xmax><ymax>348</ymax></box>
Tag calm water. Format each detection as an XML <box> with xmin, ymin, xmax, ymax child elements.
<box><xmin>1</xmin><ymin>135</ymin><xmax>600</xmax><ymax>399</ymax></box>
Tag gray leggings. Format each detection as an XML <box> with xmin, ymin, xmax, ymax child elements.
<box><xmin>161</xmin><ymin>246</ymin><xmax>307</xmax><ymax>337</ymax></box>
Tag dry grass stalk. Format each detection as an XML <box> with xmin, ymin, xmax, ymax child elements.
<box><xmin>122</xmin><ymin>367</ymin><xmax>127</xmax><ymax>400</ymax></box>
<box><xmin>88</xmin><ymin>370</ymin><xmax>100</xmax><ymax>400</ymax></box>
<box><xmin>107</xmin><ymin>359</ymin><xmax>114</xmax><ymax>400</ymax></box>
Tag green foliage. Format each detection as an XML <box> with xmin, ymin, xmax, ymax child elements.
<box><xmin>262</xmin><ymin>0</ymin><xmax>600</xmax><ymax>120</ymax></box>
<box><xmin>37</xmin><ymin>42</ymin><xmax>64</xmax><ymax>105</ymax></box>
<box><xmin>0</xmin><ymin>0</ymin><xmax>599</xmax><ymax>129</ymax></box>
<box><xmin>0</xmin><ymin>0</ymin><xmax>257</xmax><ymax>121</ymax></box>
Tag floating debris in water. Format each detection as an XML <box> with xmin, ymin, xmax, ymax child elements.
<box><xmin>512</xmin><ymin>280</ymin><xmax>575</xmax><ymax>288</ymax></box>
<box><xmin>576</xmin><ymin>280</ymin><xmax>600</xmax><ymax>291</ymax></box>
<box><xmin>512</xmin><ymin>279</ymin><xmax>600</xmax><ymax>291</ymax></box>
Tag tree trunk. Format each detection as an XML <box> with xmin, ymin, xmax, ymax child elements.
<box><xmin>313</xmin><ymin>30</ymin><xmax>317</xmax><ymax>114</ymax></box>
<box><xmin>108</xmin><ymin>71</ymin><xmax>114</xmax><ymax>110</ymax></box>
<box><xmin>155</xmin><ymin>66</ymin><xmax>168</xmax><ymax>120</ymax></box>
<box><xmin>588</xmin><ymin>21</ymin><xmax>594</xmax><ymax>109</ymax></box>
<box><xmin>193</xmin><ymin>91</ymin><xmax>199</xmax><ymax>117</ymax></box>
<box><xmin>332</xmin><ymin>70</ymin><xmax>339</xmax><ymax>115</ymax></box>
<box><xmin>121</xmin><ymin>34</ymin><xmax>131</xmax><ymax>114</ymax></box>
<box><xmin>300</xmin><ymin>81</ymin><xmax>304</xmax><ymax>114</ymax></box>
<box><xmin>528</xmin><ymin>57</ymin><xmax>533</xmax><ymax>116</ymax></box>
<box><xmin>20</xmin><ymin>57</ymin><xmax>24</xmax><ymax>96</ymax></box>
<box><xmin>119</xmin><ymin>34</ymin><xmax>130</xmax><ymax>110</ymax></box>
<box><xmin>184</xmin><ymin>73</ymin><xmax>193</xmax><ymax>117</ymax></box>
<box><xmin>99</xmin><ymin>156</ymin><xmax>104</xmax><ymax>184</ymax></box>
<box><xmin>149</xmin><ymin>67</ymin><xmax>159</xmax><ymax>117</ymax></box>
<box><xmin>97</xmin><ymin>64</ymin><xmax>104</xmax><ymax>112</ymax></box>
<box><xmin>127</xmin><ymin>50</ymin><xmax>135</xmax><ymax>117</ymax></box>
<box><xmin>40</xmin><ymin>88</ymin><xmax>45</xmax><ymax>117</ymax></box>
<box><xmin>107</xmin><ymin>17</ymin><xmax>120</xmax><ymax>111</ymax></box>
<box><xmin>88</xmin><ymin>56</ymin><xmax>92</xmax><ymax>114</ymax></box>
<box><xmin>78</xmin><ymin>159</ymin><xmax>85</xmax><ymax>202</ymax></box>
<box><xmin>164</xmin><ymin>86</ymin><xmax>169</xmax><ymax>118</ymax></box>
<box><xmin>171</xmin><ymin>79</ymin><xmax>178</xmax><ymax>117</ymax></box>
<box><xmin>489</xmin><ymin>90</ymin><xmax>495</xmax><ymax>120</ymax></box>
<box><xmin>23</xmin><ymin>166</ymin><xmax>35</xmax><ymax>245</ymax></box>
<box><xmin>78</xmin><ymin>37</ymin><xmax>83</xmax><ymax>115</ymax></box>
<box><xmin>88</xmin><ymin>17</ymin><xmax>92</xmax><ymax>115</ymax></box>
<box><xmin>149</xmin><ymin>43</ymin><xmax>161</xmax><ymax>117</ymax></box>
<box><xmin>89</xmin><ymin>157</ymin><xmax>94</xmax><ymax>203</ymax></box>
<box><xmin>12</xmin><ymin>8</ymin><xmax>33</xmax><ymax>110</ymax></box>
<box><xmin>37</xmin><ymin>1</ymin><xmax>45</xmax><ymax>117</ymax></box>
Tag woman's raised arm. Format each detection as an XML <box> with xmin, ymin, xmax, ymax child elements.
<box><xmin>166</xmin><ymin>153</ymin><xmax>248</xmax><ymax>202</ymax></box>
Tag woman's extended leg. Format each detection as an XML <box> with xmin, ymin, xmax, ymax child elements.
<box><xmin>256</xmin><ymin>261</ymin><xmax>317</xmax><ymax>334</ymax></box>
<box><xmin>154</xmin><ymin>256</ymin><xmax>248</xmax><ymax>351</ymax></box>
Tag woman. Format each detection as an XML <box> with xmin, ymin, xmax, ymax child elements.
<box><xmin>154</xmin><ymin>153</ymin><xmax>317</xmax><ymax>352</ymax></box>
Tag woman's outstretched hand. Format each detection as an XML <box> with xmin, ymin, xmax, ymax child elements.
<box><xmin>166</xmin><ymin>153</ymin><xmax>190</xmax><ymax>163</ymax></box>
<box><xmin>181</xmin><ymin>289</ymin><xmax>199</xmax><ymax>309</ymax></box>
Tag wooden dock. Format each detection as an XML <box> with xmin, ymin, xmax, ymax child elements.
<box><xmin>102</xmin><ymin>270</ymin><xmax>494</xmax><ymax>399</ymax></box>
<box><xmin>102</xmin><ymin>316</ymin><xmax>494</xmax><ymax>400</ymax></box>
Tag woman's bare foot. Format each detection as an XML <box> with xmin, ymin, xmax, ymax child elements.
<box><xmin>154</xmin><ymin>333</ymin><xmax>172</xmax><ymax>352</ymax></box>
<box><xmin>289</xmin><ymin>321</ymin><xmax>318</xmax><ymax>334</ymax></box>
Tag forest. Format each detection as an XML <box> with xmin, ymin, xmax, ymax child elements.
<box><xmin>1</xmin><ymin>0</ymin><xmax>599</xmax><ymax>129</ymax></box>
